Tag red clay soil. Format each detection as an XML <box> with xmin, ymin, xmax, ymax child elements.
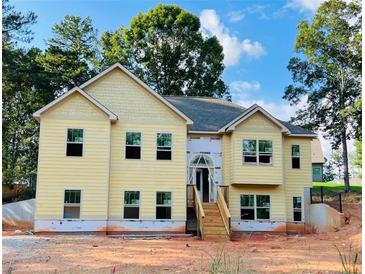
<box><xmin>2</xmin><ymin>203</ymin><xmax>362</xmax><ymax>274</ymax></box>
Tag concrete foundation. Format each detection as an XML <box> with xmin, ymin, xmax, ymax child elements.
<box><xmin>309</xmin><ymin>203</ymin><xmax>345</xmax><ymax>233</ymax></box>
<box><xmin>2</xmin><ymin>199</ymin><xmax>35</xmax><ymax>228</ymax></box>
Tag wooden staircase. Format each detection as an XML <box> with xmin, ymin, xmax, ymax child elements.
<box><xmin>202</xmin><ymin>203</ymin><xmax>230</xmax><ymax>241</ymax></box>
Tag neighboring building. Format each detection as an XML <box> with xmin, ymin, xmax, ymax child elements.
<box><xmin>311</xmin><ymin>139</ymin><xmax>325</xmax><ymax>182</ymax></box>
<box><xmin>33</xmin><ymin>63</ymin><xmax>317</xmax><ymax>239</ymax></box>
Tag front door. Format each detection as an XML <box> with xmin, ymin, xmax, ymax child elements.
<box><xmin>195</xmin><ymin>168</ymin><xmax>210</xmax><ymax>202</ymax></box>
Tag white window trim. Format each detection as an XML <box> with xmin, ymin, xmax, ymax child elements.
<box><xmin>291</xmin><ymin>144</ymin><xmax>301</xmax><ymax>169</ymax></box>
<box><xmin>156</xmin><ymin>133</ymin><xmax>173</xmax><ymax>160</ymax></box>
<box><xmin>63</xmin><ymin>189</ymin><xmax>82</xmax><ymax>220</ymax></box>
<box><xmin>242</xmin><ymin>139</ymin><xmax>273</xmax><ymax>166</ymax></box>
<box><xmin>240</xmin><ymin>194</ymin><xmax>271</xmax><ymax>221</ymax></box>
<box><xmin>156</xmin><ymin>191</ymin><xmax>172</xmax><ymax>220</ymax></box>
<box><xmin>123</xmin><ymin>190</ymin><xmax>141</xmax><ymax>220</ymax></box>
<box><xmin>125</xmin><ymin>132</ymin><xmax>142</xmax><ymax>160</ymax></box>
<box><xmin>65</xmin><ymin>128</ymin><xmax>84</xmax><ymax>157</ymax></box>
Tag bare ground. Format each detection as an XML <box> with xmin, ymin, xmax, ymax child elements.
<box><xmin>2</xmin><ymin>203</ymin><xmax>362</xmax><ymax>274</ymax></box>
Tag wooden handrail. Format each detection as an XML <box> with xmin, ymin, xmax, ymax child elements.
<box><xmin>217</xmin><ymin>187</ymin><xmax>231</xmax><ymax>238</ymax></box>
<box><xmin>193</xmin><ymin>185</ymin><xmax>205</xmax><ymax>239</ymax></box>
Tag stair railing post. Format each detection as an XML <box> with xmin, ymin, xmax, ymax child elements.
<box><xmin>339</xmin><ymin>193</ymin><xmax>343</xmax><ymax>213</ymax></box>
<box><xmin>320</xmin><ymin>186</ymin><xmax>324</xmax><ymax>203</ymax></box>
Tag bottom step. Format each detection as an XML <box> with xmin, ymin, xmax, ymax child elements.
<box><xmin>109</xmin><ymin>233</ymin><xmax>193</xmax><ymax>239</ymax></box>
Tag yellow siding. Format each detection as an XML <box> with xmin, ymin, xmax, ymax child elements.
<box><xmin>84</xmin><ymin>68</ymin><xmax>187</xmax><ymax>221</ymax></box>
<box><xmin>36</xmin><ymin>94</ymin><xmax>111</xmax><ymax>220</ymax></box>
<box><xmin>222</xmin><ymin>134</ymin><xmax>231</xmax><ymax>185</ymax></box>
<box><xmin>231</xmin><ymin>112</ymin><xmax>283</xmax><ymax>185</ymax></box>
<box><xmin>283</xmin><ymin>137</ymin><xmax>312</xmax><ymax>221</ymax></box>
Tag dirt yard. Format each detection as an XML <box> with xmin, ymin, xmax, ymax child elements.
<box><xmin>3</xmin><ymin>203</ymin><xmax>362</xmax><ymax>274</ymax></box>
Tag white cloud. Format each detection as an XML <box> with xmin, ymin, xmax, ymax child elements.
<box><xmin>228</xmin><ymin>5</ymin><xmax>269</xmax><ymax>22</ymax></box>
<box><xmin>228</xmin><ymin>11</ymin><xmax>245</xmax><ymax>22</ymax></box>
<box><xmin>285</xmin><ymin>0</ymin><xmax>325</xmax><ymax>13</ymax></box>
<box><xmin>200</xmin><ymin>9</ymin><xmax>265</xmax><ymax>66</ymax></box>
<box><xmin>230</xmin><ymin>80</ymin><xmax>261</xmax><ymax>93</ymax></box>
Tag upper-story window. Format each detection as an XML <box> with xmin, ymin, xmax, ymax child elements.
<box><xmin>156</xmin><ymin>133</ymin><xmax>172</xmax><ymax>160</ymax></box>
<box><xmin>67</xmin><ymin>128</ymin><xmax>83</xmax><ymax>157</ymax></box>
<box><xmin>125</xmin><ymin>132</ymin><xmax>141</xmax><ymax>159</ymax></box>
<box><xmin>243</xmin><ymin>139</ymin><xmax>273</xmax><ymax>165</ymax></box>
<box><xmin>291</xmin><ymin>145</ymin><xmax>300</xmax><ymax>169</ymax></box>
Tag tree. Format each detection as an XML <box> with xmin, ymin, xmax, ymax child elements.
<box><xmin>283</xmin><ymin>0</ymin><xmax>362</xmax><ymax>192</ymax></box>
<box><xmin>2</xmin><ymin>1</ymin><xmax>54</xmax><ymax>187</ymax></box>
<box><xmin>101</xmin><ymin>4</ymin><xmax>227</xmax><ymax>97</ymax></box>
<box><xmin>323</xmin><ymin>159</ymin><xmax>335</xmax><ymax>182</ymax></box>
<box><xmin>2</xmin><ymin>0</ymin><xmax>37</xmax><ymax>44</ymax></box>
<box><xmin>38</xmin><ymin>15</ymin><xmax>100</xmax><ymax>95</ymax></box>
<box><xmin>332</xmin><ymin>149</ymin><xmax>344</xmax><ymax>179</ymax></box>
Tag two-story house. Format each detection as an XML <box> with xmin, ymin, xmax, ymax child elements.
<box><xmin>33</xmin><ymin>63</ymin><xmax>316</xmax><ymax>240</ymax></box>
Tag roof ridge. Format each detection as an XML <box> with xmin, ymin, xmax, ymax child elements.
<box><xmin>164</xmin><ymin>95</ymin><xmax>246</xmax><ymax>110</ymax></box>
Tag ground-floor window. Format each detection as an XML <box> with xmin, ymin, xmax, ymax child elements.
<box><xmin>240</xmin><ymin>194</ymin><xmax>270</xmax><ymax>220</ymax></box>
<box><xmin>124</xmin><ymin>191</ymin><xmax>140</xmax><ymax>219</ymax></box>
<box><xmin>63</xmin><ymin>190</ymin><xmax>81</xmax><ymax>219</ymax></box>
<box><xmin>156</xmin><ymin>192</ymin><xmax>171</xmax><ymax>219</ymax></box>
<box><xmin>293</xmin><ymin>197</ymin><xmax>302</xmax><ymax>222</ymax></box>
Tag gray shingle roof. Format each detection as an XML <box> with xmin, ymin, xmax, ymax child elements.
<box><xmin>164</xmin><ymin>96</ymin><xmax>315</xmax><ymax>136</ymax></box>
<box><xmin>164</xmin><ymin>96</ymin><xmax>246</xmax><ymax>131</ymax></box>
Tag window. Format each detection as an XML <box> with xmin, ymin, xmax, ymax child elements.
<box><xmin>63</xmin><ymin>190</ymin><xmax>81</xmax><ymax>219</ymax></box>
<box><xmin>156</xmin><ymin>192</ymin><xmax>171</xmax><ymax>219</ymax></box>
<box><xmin>156</xmin><ymin>133</ymin><xmax>172</xmax><ymax>160</ymax></box>
<box><xmin>240</xmin><ymin>194</ymin><xmax>271</xmax><ymax>220</ymax></box>
<box><xmin>243</xmin><ymin>139</ymin><xmax>273</xmax><ymax>165</ymax></box>
<box><xmin>259</xmin><ymin>140</ymin><xmax>273</xmax><ymax>164</ymax></box>
<box><xmin>292</xmin><ymin>145</ymin><xmax>300</xmax><ymax>169</ymax></box>
<box><xmin>313</xmin><ymin>167</ymin><xmax>321</xmax><ymax>176</ymax></box>
<box><xmin>124</xmin><ymin>191</ymin><xmax>140</xmax><ymax>219</ymax></box>
<box><xmin>256</xmin><ymin>195</ymin><xmax>270</xmax><ymax>220</ymax></box>
<box><xmin>125</xmin><ymin>132</ymin><xmax>141</xmax><ymax>159</ymax></box>
<box><xmin>240</xmin><ymin>195</ymin><xmax>255</xmax><ymax>220</ymax></box>
<box><xmin>243</xmin><ymin>140</ymin><xmax>257</xmax><ymax>163</ymax></box>
<box><xmin>293</xmin><ymin>197</ymin><xmax>302</xmax><ymax>222</ymax></box>
<box><xmin>66</xmin><ymin>129</ymin><xmax>83</xmax><ymax>156</ymax></box>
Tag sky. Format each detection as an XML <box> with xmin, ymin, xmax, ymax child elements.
<box><xmin>11</xmin><ymin>0</ymin><xmax>354</xmax><ymax>158</ymax></box>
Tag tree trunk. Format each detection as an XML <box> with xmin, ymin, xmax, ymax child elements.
<box><xmin>341</xmin><ymin>128</ymin><xmax>350</xmax><ymax>192</ymax></box>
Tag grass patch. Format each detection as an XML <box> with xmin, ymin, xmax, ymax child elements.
<box><xmin>312</xmin><ymin>182</ymin><xmax>362</xmax><ymax>194</ymax></box>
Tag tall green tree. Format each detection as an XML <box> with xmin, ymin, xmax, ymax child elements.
<box><xmin>2</xmin><ymin>1</ymin><xmax>53</xmax><ymax>187</ymax></box>
<box><xmin>283</xmin><ymin>0</ymin><xmax>362</xmax><ymax>192</ymax></box>
<box><xmin>38</xmin><ymin>15</ymin><xmax>100</xmax><ymax>95</ymax></box>
<box><xmin>101</xmin><ymin>4</ymin><xmax>227</xmax><ymax>97</ymax></box>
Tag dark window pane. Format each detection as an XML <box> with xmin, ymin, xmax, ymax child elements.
<box><xmin>293</xmin><ymin>197</ymin><xmax>302</xmax><ymax>209</ymax></box>
<box><xmin>243</xmin><ymin>140</ymin><xmax>256</xmax><ymax>154</ymax></box>
<box><xmin>292</xmin><ymin>158</ymin><xmax>300</xmax><ymax>168</ymax></box>
<box><xmin>244</xmin><ymin>156</ymin><xmax>257</xmax><ymax>163</ymax></box>
<box><xmin>67</xmin><ymin>143</ymin><xmax>83</xmax><ymax>156</ymax></box>
<box><xmin>156</xmin><ymin>207</ymin><xmax>171</xmax><ymax>219</ymax></box>
<box><xmin>259</xmin><ymin>155</ymin><xmax>271</xmax><ymax>164</ymax></box>
<box><xmin>294</xmin><ymin>211</ymin><xmax>302</xmax><ymax>222</ymax></box>
<box><xmin>157</xmin><ymin>133</ymin><xmax>172</xmax><ymax>147</ymax></box>
<box><xmin>124</xmin><ymin>191</ymin><xmax>140</xmax><ymax>205</ymax></box>
<box><xmin>157</xmin><ymin>192</ymin><xmax>171</xmax><ymax>205</ymax></box>
<box><xmin>126</xmin><ymin>146</ymin><xmax>140</xmax><ymax>159</ymax></box>
<box><xmin>157</xmin><ymin>150</ymin><xmax>171</xmax><ymax>160</ymax></box>
<box><xmin>256</xmin><ymin>195</ymin><xmax>270</xmax><ymax>207</ymax></box>
<box><xmin>240</xmin><ymin>195</ymin><xmax>254</xmax><ymax>207</ymax></box>
<box><xmin>124</xmin><ymin>207</ymin><xmax>139</xmax><ymax>219</ymax></box>
<box><xmin>64</xmin><ymin>190</ymin><xmax>81</xmax><ymax>204</ymax></box>
<box><xmin>241</xmin><ymin>208</ymin><xmax>255</xmax><ymax>220</ymax></box>
<box><xmin>292</xmin><ymin>145</ymin><xmax>300</xmax><ymax>157</ymax></box>
<box><xmin>67</xmin><ymin>128</ymin><xmax>83</xmax><ymax>142</ymax></box>
<box><xmin>64</xmin><ymin>206</ymin><xmax>80</xmax><ymax>218</ymax></box>
<box><xmin>259</xmin><ymin>140</ymin><xmax>272</xmax><ymax>153</ymax></box>
<box><xmin>75</xmin><ymin>191</ymin><xmax>81</xmax><ymax>203</ymax></box>
<box><xmin>257</xmin><ymin>208</ymin><xmax>270</xmax><ymax>219</ymax></box>
<box><xmin>126</xmin><ymin>132</ymin><xmax>141</xmax><ymax>145</ymax></box>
